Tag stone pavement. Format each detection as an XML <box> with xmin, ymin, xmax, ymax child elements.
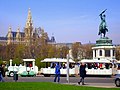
<box><xmin>4</xmin><ymin>76</ymin><xmax>119</xmax><ymax>88</ymax></box>
<box><xmin>63</xmin><ymin>83</ymin><xmax>118</xmax><ymax>88</ymax></box>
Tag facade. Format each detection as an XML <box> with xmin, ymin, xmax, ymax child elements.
<box><xmin>0</xmin><ymin>8</ymin><xmax>55</xmax><ymax>45</ymax></box>
<box><xmin>54</xmin><ymin>43</ymin><xmax>73</xmax><ymax>48</ymax></box>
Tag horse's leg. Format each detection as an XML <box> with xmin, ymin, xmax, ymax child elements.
<box><xmin>104</xmin><ymin>31</ymin><xmax>106</xmax><ymax>37</ymax></box>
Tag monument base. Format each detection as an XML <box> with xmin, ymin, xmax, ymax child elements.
<box><xmin>96</xmin><ymin>37</ymin><xmax>112</xmax><ymax>46</ymax></box>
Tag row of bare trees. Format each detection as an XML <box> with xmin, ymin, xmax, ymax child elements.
<box><xmin>0</xmin><ymin>41</ymin><xmax>120</xmax><ymax>69</ymax></box>
<box><xmin>71</xmin><ymin>42</ymin><xmax>93</xmax><ymax>62</ymax></box>
<box><xmin>0</xmin><ymin>43</ymin><xmax>70</xmax><ymax>68</ymax></box>
<box><xmin>0</xmin><ymin>42</ymin><xmax>94</xmax><ymax>69</ymax></box>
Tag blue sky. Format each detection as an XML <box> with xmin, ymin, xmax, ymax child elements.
<box><xmin>0</xmin><ymin>0</ymin><xmax>120</xmax><ymax>44</ymax></box>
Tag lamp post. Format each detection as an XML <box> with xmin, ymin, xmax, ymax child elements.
<box><xmin>66</xmin><ymin>49</ymin><xmax>73</xmax><ymax>83</ymax></box>
<box><xmin>66</xmin><ymin>53</ymin><xmax>70</xmax><ymax>83</ymax></box>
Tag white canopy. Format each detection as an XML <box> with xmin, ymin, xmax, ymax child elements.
<box><xmin>117</xmin><ymin>61</ymin><xmax>120</xmax><ymax>63</ymax></box>
<box><xmin>23</xmin><ymin>59</ymin><xmax>35</xmax><ymax>62</ymax></box>
<box><xmin>79</xmin><ymin>59</ymin><xmax>112</xmax><ymax>63</ymax></box>
<box><xmin>41</xmin><ymin>58</ymin><xmax>75</xmax><ymax>63</ymax></box>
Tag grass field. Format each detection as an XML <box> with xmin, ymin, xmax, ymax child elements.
<box><xmin>0</xmin><ymin>82</ymin><xmax>119</xmax><ymax>90</ymax></box>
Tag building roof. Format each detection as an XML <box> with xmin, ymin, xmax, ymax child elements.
<box><xmin>0</xmin><ymin>37</ymin><xmax>7</xmax><ymax>40</ymax></box>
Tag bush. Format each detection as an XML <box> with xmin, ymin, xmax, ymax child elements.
<box><xmin>36</xmin><ymin>58</ymin><xmax>46</xmax><ymax>70</ymax></box>
<box><xmin>12</xmin><ymin>58</ymin><xmax>22</xmax><ymax>66</ymax></box>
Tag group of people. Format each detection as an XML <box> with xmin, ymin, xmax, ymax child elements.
<box><xmin>51</xmin><ymin>62</ymin><xmax>74</xmax><ymax>69</ymax></box>
<box><xmin>86</xmin><ymin>63</ymin><xmax>112</xmax><ymax>69</ymax></box>
<box><xmin>54</xmin><ymin>62</ymin><xmax>86</xmax><ymax>85</ymax></box>
<box><xmin>0</xmin><ymin>62</ymin><xmax>86</xmax><ymax>84</ymax></box>
<box><xmin>0</xmin><ymin>64</ymin><xmax>5</xmax><ymax>82</ymax></box>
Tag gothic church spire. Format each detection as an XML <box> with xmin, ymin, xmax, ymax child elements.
<box><xmin>25</xmin><ymin>8</ymin><xmax>33</xmax><ymax>28</ymax></box>
<box><xmin>24</xmin><ymin>8</ymin><xmax>34</xmax><ymax>45</ymax></box>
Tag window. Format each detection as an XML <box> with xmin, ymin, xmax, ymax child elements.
<box><xmin>99</xmin><ymin>50</ymin><xmax>102</xmax><ymax>56</ymax></box>
<box><xmin>113</xmin><ymin>50</ymin><xmax>115</xmax><ymax>56</ymax></box>
<box><xmin>95</xmin><ymin>50</ymin><xmax>96</xmax><ymax>57</ymax></box>
<box><xmin>105</xmin><ymin>50</ymin><xmax>110</xmax><ymax>57</ymax></box>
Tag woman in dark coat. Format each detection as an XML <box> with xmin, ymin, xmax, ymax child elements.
<box><xmin>78</xmin><ymin>63</ymin><xmax>86</xmax><ymax>85</ymax></box>
<box><xmin>0</xmin><ymin>64</ymin><xmax>5</xmax><ymax>82</ymax></box>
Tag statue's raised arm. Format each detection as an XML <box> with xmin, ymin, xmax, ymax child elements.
<box><xmin>99</xmin><ymin>9</ymin><xmax>107</xmax><ymax>16</ymax></box>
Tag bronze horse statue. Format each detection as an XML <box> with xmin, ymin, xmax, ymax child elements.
<box><xmin>98</xmin><ymin>9</ymin><xmax>108</xmax><ymax>37</ymax></box>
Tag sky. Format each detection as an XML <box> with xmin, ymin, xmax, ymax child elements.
<box><xmin>0</xmin><ymin>0</ymin><xmax>120</xmax><ymax>44</ymax></box>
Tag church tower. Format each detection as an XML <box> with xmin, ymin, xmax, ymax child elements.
<box><xmin>7</xmin><ymin>26</ymin><xmax>13</xmax><ymax>45</ymax></box>
<box><xmin>24</xmin><ymin>8</ymin><xmax>33</xmax><ymax>45</ymax></box>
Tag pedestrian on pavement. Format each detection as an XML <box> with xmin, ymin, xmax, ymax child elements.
<box><xmin>78</xmin><ymin>63</ymin><xmax>86</xmax><ymax>85</ymax></box>
<box><xmin>0</xmin><ymin>64</ymin><xmax>5</xmax><ymax>82</ymax></box>
<box><xmin>54</xmin><ymin>62</ymin><xmax>61</xmax><ymax>83</ymax></box>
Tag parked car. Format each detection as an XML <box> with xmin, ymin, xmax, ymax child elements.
<box><xmin>115</xmin><ymin>74</ymin><xmax>120</xmax><ymax>87</ymax></box>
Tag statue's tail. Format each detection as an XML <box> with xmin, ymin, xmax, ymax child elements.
<box><xmin>98</xmin><ymin>32</ymin><xmax>100</xmax><ymax>35</ymax></box>
<box><xmin>104</xmin><ymin>27</ymin><xmax>108</xmax><ymax>32</ymax></box>
<box><xmin>106</xmin><ymin>28</ymin><xmax>108</xmax><ymax>32</ymax></box>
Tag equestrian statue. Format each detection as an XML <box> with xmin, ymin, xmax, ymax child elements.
<box><xmin>98</xmin><ymin>9</ymin><xmax>108</xmax><ymax>37</ymax></box>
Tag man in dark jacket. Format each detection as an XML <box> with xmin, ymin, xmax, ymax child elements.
<box><xmin>0</xmin><ymin>64</ymin><xmax>5</xmax><ymax>82</ymax></box>
<box><xmin>54</xmin><ymin>62</ymin><xmax>61</xmax><ymax>82</ymax></box>
<box><xmin>78</xmin><ymin>63</ymin><xmax>86</xmax><ymax>85</ymax></box>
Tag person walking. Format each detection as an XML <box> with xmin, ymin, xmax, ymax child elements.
<box><xmin>78</xmin><ymin>63</ymin><xmax>86</xmax><ymax>85</ymax></box>
<box><xmin>54</xmin><ymin>62</ymin><xmax>61</xmax><ymax>83</ymax></box>
<box><xmin>0</xmin><ymin>64</ymin><xmax>5</xmax><ymax>82</ymax></box>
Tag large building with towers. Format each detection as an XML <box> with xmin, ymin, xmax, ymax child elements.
<box><xmin>0</xmin><ymin>8</ymin><xmax>55</xmax><ymax>45</ymax></box>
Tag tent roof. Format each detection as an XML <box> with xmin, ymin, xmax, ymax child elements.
<box><xmin>117</xmin><ymin>61</ymin><xmax>120</xmax><ymax>63</ymax></box>
<box><xmin>23</xmin><ymin>59</ymin><xmax>35</xmax><ymax>61</ymax></box>
<box><xmin>41</xmin><ymin>58</ymin><xmax>75</xmax><ymax>63</ymax></box>
<box><xmin>79</xmin><ymin>59</ymin><xmax>112</xmax><ymax>63</ymax></box>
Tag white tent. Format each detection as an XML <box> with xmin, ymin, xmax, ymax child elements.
<box><xmin>41</xmin><ymin>58</ymin><xmax>75</xmax><ymax>63</ymax></box>
<box><xmin>23</xmin><ymin>59</ymin><xmax>35</xmax><ymax>61</ymax></box>
<box><xmin>79</xmin><ymin>59</ymin><xmax>112</xmax><ymax>63</ymax></box>
<box><xmin>117</xmin><ymin>61</ymin><xmax>120</xmax><ymax>63</ymax></box>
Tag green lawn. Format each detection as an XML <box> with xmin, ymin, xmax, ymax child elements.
<box><xmin>0</xmin><ymin>82</ymin><xmax>119</xmax><ymax>90</ymax></box>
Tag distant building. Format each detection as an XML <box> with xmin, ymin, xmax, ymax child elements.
<box><xmin>54</xmin><ymin>43</ymin><xmax>73</xmax><ymax>48</ymax></box>
<box><xmin>0</xmin><ymin>8</ymin><xmax>55</xmax><ymax>45</ymax></box>
<box><xmin>0</xmin><ymin>37</ymin><xmax>7</xmax><ymax>46</ymax></box>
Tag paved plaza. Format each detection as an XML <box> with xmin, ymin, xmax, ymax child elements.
<box><xmin>3</xmin><ymin>75</ymin><xmax>118</xmax><ymax>88</ymax></box>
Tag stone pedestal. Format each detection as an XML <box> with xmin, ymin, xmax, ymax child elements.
<box><xmin>92</xmin><ymin>37</ymin><xmax>116</xmax><ymax>61</ymax></box>
<box><xmin>96</xmin><ymin>37</ymin><xmax>112</xmax><ymax>46</ymax></box>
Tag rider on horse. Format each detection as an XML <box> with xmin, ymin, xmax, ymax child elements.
<box><xmin>98</xmin><ymin>9</ymin><xmax>108</xmax><ymax>37</ymax></box>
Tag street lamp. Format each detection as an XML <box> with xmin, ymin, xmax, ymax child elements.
<box><xmin>66</xmin><ymin>49</ymin><xmax>73</xmax><ymax>83</ymax></box>
<box><xmin>66</xmin><ymin>54</ymin><xmax>70</xmax><ymax>83</ymax></box>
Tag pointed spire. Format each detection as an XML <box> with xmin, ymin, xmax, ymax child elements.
<box><xmin>7</xmin><ymin>26</ymin><xmax>13</xmax><ymax>44</ymax></box>
<box><xmin>8</xmin><ymin>26</ymin><xmax>12</xmax><ymax>32</ymax></box>
<box><xmin>51</xmin><ymin>33</ymin><xmax>56</xmax><ymax>43</ymax></box>
<box><xmin>17</xmin><ymin>26</ymin><xmax>20</xmax><ymax>32</ymax></box>
<box><xmin>16</xmin><ymin>26</ymin><xmax>21</xmax><ymax>40</ymax></box>
<box><xmin>25</xmin><ymin>8</ymin><xmax>33</xmax><ymax>28</ymax></box>
<box><xmin>24</xmin><ymin>8</ymin><xmax>34</xmax><ymax>45</ymax></box>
